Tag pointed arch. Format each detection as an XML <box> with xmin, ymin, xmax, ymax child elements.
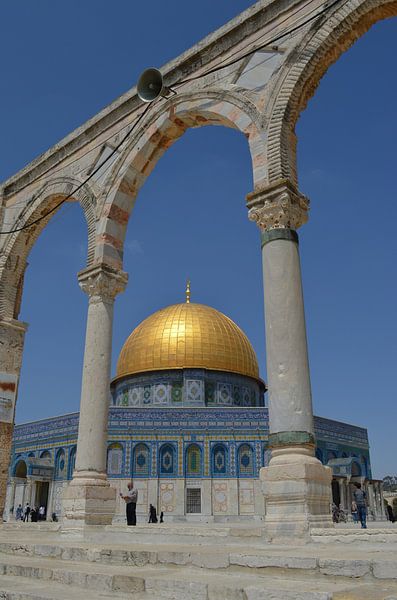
<box><xmin>266</xmin><ymin>0</ymin><xmax>397</xmax><ymax>185</ymax></box>
<box><xmin>159</xmin><ymin>443</ymin><xmax>176</xmax><ymax>477</ymax></box>
<box><xmin>95</xmin><ymin>91</ymin><xmax>266</xmax><ymax>269</ymax></box>
<box><xmin>0</xmin><ymin>177</ymin><xmax>97</xmax><ymax>319</ymax></box>
<box><xmin>132</xmin><ymin>443</ymin><xmax>150</xmax><ymax>477</ymax></box>
<box><xmin>185</xmin><ymin>443</ymin><xmax>202</xmax><ymax>477</ymax></box>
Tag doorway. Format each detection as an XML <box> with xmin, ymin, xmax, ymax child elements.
<box><xmin>34</xmin><ymin>481</ymin><xmax>49</xmax><ymax>516</ymax></box>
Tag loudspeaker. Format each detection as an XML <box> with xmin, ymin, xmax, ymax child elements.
<box><xmin>137</xmin><ymin>68</ymin><xmax>167</xmax><ymax>103</ymax></box>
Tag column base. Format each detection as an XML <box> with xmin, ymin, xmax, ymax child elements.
<box><xmin>62</xmin><ymin>474</ymin><xmax>116</xmax><ymax>530</ymax></box>
<box><xmin>261</xmin><ymin>446</ymin><xmax>333</xmax><ymax>540</ymax></box>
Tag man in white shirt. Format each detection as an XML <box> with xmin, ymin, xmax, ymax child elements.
<box><xmin>120</xmin><ymin>481</ymin><xmax>138</xmax><ymax>526</ymax></box>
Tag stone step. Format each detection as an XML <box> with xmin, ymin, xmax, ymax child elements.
<box><xmin>0</xmin><ymin>539</ymin><xmax>397</xmax><ymax>582</ymax></box>
<box><xmin>1</xmin><ymin>551</ymin><xmax>397</xmax><ymax>600</ymax></box>
<box><xmin>311</xmin><ymin>526</ymin><xmax>397</xmax><ymax>544</ymax></box>
<box><xmin>0</xmin><ymin>574</ymin><xmax>142</xmax><ymax>600</ymax></box>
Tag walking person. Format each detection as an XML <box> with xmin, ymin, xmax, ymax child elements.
<box><xmin>353</xmin><ymin>483</ymin><xmax>367</xmax><ymax>529</ymax></box>
<box><xmin>15</xmin><ymin>504</ymin><xmax>23</xmax><ymax>521</ymax></box>
<box><xmin>120</xmin><ymin>481</ymin><xmax>138</xmax><ymax>526</ymax></box>
<box><xmin>23</xmin><ymin>502</ymin><xmax>30</xmax><ymax>522</ymax></box>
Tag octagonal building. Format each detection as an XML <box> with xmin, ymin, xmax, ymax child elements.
<box><xmin>5</xmin><ymin>292</ymin><xmax>380</xmax><ymax>523</ymax></box>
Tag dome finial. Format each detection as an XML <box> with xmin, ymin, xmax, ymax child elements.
<box><xmin>185</xmin><ymin>279</ymin><xmax>191</xmax><ymax>304</ymax></box>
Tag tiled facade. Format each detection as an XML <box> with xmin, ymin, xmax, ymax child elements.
<box><xmin>5</xmin><ymin>400</ymin><xmax>373</xmax><ymax>522</ymax></box>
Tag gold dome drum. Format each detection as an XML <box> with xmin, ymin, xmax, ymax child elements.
<box><xmin>115</xmin><ymin>303</ymin><xmax>259</xmax><ymax>381</ymax></box>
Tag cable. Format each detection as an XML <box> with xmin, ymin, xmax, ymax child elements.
<box><xmin>1</xmin><ymin>104</ymin><xmax>152</xmax><ymax>235</ymax></box>
<box><xmin>1</xmin><ymin>0</ymin><xmax>344</xmax><ymax>235</ymax></box>
<box><xmin>176</xmin><ymin>0</ymin><xmax>343</xmax><ymax>85</ymax></box>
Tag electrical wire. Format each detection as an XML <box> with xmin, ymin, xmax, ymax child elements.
<box><xmin>176</xmin><ymin>0</ymin><xmax>343</xmax><ymax>85</ymax></box>
<box><xmin>1</xmin><ymin>0</ymin><xmax>343</xmax><ymax>236</ymax></box>
<box><xmin>1</xmin><ymin>104</ymin><xmax>152</xmax><ymax>235</ymax></box>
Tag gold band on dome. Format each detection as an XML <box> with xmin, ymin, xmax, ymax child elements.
<box><xmin>115</xmin><ymin>303</ymin><xmax>259</xmax><ymax>381</ymax></box>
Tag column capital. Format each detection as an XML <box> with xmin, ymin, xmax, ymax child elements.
<box><xmin>78</xmin><ymin>264</ymin><xmax>128</xmax><ymax>303</ymax></box>
<box><xmin>246</xmin><ymin>179</ymin><xmax>309</xmax><ymax>231</ymax></box>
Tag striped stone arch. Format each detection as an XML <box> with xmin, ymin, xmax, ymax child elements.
<box><xmin>95</xmin><ymin>91</ymin><xmax>266</xmax><ymax>269</ymax></box>
<box><xmin>266</xmin><ymin>0</ymin><xmax>397</xmax><ymax>186</ymax></box>
<box><xmin>0</xmin><ymin>177</ymin><xmax>97</xmax><ymax>319</ymax></box>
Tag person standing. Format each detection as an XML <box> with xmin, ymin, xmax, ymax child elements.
<box><xmin>120</xmin><ymin>481</ymin><xmax>138</xmax><ymax>526</ymax></box>
<box><xmin>23</xmin><ymin>502</ymin><xmax>30</xmax><ymax>522</ymax></box>
<box><xmin>15</xmin><ymin>504</ymin><xmax>23</xmax><ymax>521</ymax></box>
<box><xmin>353</xmin><ymin>483</ymin><xmax>367</xmax><ymax>529</ymax></box>
<box><xmin>38</xmin><ymin>505</ymin><xmax>46</xmax><ymax>521</ymax></box>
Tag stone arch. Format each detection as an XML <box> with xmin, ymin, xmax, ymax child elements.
<box><xmin>95</xmin><ymin>91</ymin><xmax>266</xmax><ymax>269</ymax></box>
<box><xmin>39</xmin><ymin>450</ymin><xmax>52</xmax><ymax>461</ymax></box>
<box><xmin>14</xmin><ymin>459</ymin><xmax>27</xmax><ymax>478</ymax></box>
<box><xmin>0</xmin><ymin>177</ymin><xmax>97</xmax><ymax>319</ymax></box>
<box><xmin>266</xmin><ymin>0</ymin><xmax>397</xmax><ymax>185</ymax></box>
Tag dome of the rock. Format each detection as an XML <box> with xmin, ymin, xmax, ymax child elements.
<box><xmin>115</xmin><ymin>302</ymin><xmax>259</xmax><ymax>381</ymax></box>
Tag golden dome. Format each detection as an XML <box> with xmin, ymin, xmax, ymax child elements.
<box><xmin>115</xmin><ymin>302</ymin><xmax>259</xmax><ymax>381</ymax></box>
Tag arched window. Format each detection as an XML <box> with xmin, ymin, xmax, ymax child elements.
<box><xmin>238</xmin><ymin>444</ymin><xmax>254</xmax><ymax>476</ymax></box>
<box><xmin>351</xmin><ymin>460</ymin><xmax>362</xmax><ymax>477</ymax></box>
<box><xmin>327</xmin><ymin>450</ymin><xmax>337</xmax><ymax>462</ymax></box>
<box><xmin>341</xmin><ymin>452</ymin><xmax>348</xmax><ymax>459</ymax></box>
<box><xmin>55</xmin><ymin>449</ymin><xmax>66</xmax><ymax>479</ymax></box>
<box><xmin>159</xmin><ymin>444</ymin><xmax>175</xmax><ymax>476</ymax></box>
<box><xmin>28</xmin><ymin>452</ymin><xmax>35</xmax><ymax>458</ymax></box>
<box><xmin>360</xmin><ymin>455</ymin><xmax>368</xmax><ymax>478</ymax></box>
<box><xmin>315</xmin><ymin>448</ymin><xmax>324</xmax><ymax>463</ymax></box>
<box><xmin>107</xmin><ymin>443</ymin><xmax>123</xmax><ymax>476</ymax></box>
<box><xmin>68</xmin><ymin>447</ymin><xmax>76</xmax><ymax>480</ymax></box>
<box><xmin>14</xmin><ymin>460</ymin><xmax>27</xmax><ymax>478</ymax></box>
<box><xmin>133</xmin><ymin>443</ymin><xmax>150</xmax><ymax>477</ymax></box>
<box><xmin>212</xmin><ymin>444</ymin><xmax>227</xmax><ymax>476</ymax></box>
<box><xmin>186</xmin><ymin>444</ymin><xmax>202</xmax><ymax>477</ymax></box>
<box><xmin>40</xmin><ymin>450</ymin><xmax>51</xmax><ymax>461</ymax></box>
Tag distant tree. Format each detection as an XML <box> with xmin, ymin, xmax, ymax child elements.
<box><xmin>383</xmin><ymin>476</ymin><xmax>397</xmax><ymax>492</ymax></box>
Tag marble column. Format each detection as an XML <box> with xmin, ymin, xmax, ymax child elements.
<box><xmin>63</xmin><ymin>264</ymin><xmax>127</xmax><ymax>529</ymax></box>
<box><xmin>247</xmin><ymin>180</ymin><xmax>332</xmax><ymax>538</ymax></box>
<box><xmin>0</xmin><ymin>319</ymin><xmax>28</xmax><ymax>518</ymax></box>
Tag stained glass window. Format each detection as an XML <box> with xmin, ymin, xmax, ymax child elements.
<box><xmin>55</xmin><ymin>449</ymin><xmax>65</xmax><ymax>478</ymax></box>
<box><xmin>186</xmin><ymin>444</ymin><xmax>202</xmax><ymax>477</ymax></box>
<box><xmin>212</xmin><ymin>444</ymin><xmax>227</xmax><ymax>475</ymax></box>
<box><xmin>238</xmin><ymin>444</ymin><xmax>254</xmax><ymax>476</ymax></box>
<box><xmin>160</xmin><ymin>444</ymin><xmax>175</xmax><ymax>476</ymax></box>
<box><xmin>133</xmin><ymin>443</ymin><xmax>150</xmax><ymax>477</ymax></box>
<box><xmin>107</xmin><ymin>443</ymin><xmax>123</xmax><ymax>476</ymax></box>
<box><xmin>68</xmin><ymin>447</ymin><xmax>76</xmax><ymax>479</ymax></box>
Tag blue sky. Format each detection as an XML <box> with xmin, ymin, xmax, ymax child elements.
<box><xmin>1</xmin><ymin>1</ymin><xmax>396</xmax><ymax>478</ymax></box>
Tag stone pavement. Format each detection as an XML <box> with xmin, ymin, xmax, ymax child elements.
<box><xmin>0</xmin><ymin>522</ymin><xmax>396</xmax><ymax>599</ymax></box>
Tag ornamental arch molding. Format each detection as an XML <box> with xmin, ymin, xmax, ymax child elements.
<box><xmin>95</xmin><ymin>92</ymin><xmax>266</xmax><ymax>269</ymax></box>
<box><xmin>266</xmin><ymin>0</ymin><xmax>397</xmax><ymax>185</ymax></box>
<box><xmin>0</xmin><ymin>177</ymin><xmax>97</xmax><ymax>319</ymax></box>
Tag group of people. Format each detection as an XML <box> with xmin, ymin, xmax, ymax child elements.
<box><xmin>119</xmin><ymin>481</ymin><xmax>164</xmax><ymax>526</ymax></box>
<box><xmin>14</xmin><ymin>502</ymin><xmax>46</xmax><ymax>522</ymax></box>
